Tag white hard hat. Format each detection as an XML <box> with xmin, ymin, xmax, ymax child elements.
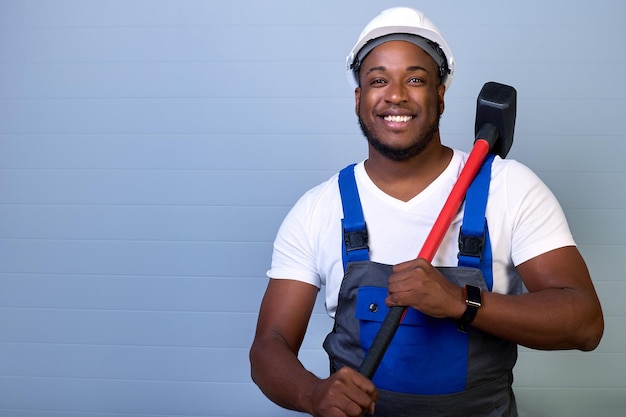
<box><xmin>346</xmin><ymin>7</ymin><xmax>455</xmax><ymax>91</ymax></box>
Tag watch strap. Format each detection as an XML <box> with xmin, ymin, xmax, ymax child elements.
<box><xmin>457</xmin><ymin>285</ymin><xmax>482</xmax><ymax>332</ymax></box>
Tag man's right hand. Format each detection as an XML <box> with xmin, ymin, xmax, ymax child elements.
<box><xmin>250</xmin><ymin>279</ymin><xmax>378</xmax><ymax>416</ymax></box>
<box><xmin>309</xmin><ymin>367</ymin><xmax>378</xmax><ymax>417</ymax></box>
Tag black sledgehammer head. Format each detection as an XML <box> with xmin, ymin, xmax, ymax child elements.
<box><xmin>474</xmin><ymin>82</ymin><xmax>516</xmax><ymax>158</ymax></box>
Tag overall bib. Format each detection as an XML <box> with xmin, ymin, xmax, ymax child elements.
<box><xmin>323</xmin><ymin>157</ymin><xmax>519</xmax><ymax>417</ymax></box>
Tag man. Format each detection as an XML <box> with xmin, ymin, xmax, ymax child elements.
<box><xmin>250</xmin><ymin>7</ymin><xmax>603</xmax><ymax>417</ymax></box>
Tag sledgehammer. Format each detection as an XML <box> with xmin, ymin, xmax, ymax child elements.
<box><xmin>358</xmin><ymin>81</ymin><xmax>517</xmax><ymax>379</ymax></box>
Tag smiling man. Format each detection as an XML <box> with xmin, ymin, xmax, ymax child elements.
<box><xmin>250</xmin><ymin>7</ymin><xmax>603</xmax><ymax>417</ymax></box>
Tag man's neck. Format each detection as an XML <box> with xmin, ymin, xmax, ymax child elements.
<box><xmin>364</xmin><ymin>144</ymin><xmax>453</xmax><ymax>202</ymax></box>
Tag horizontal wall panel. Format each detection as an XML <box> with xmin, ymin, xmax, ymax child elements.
<box><xmin>0</xmin><ymin>133</ymin><xmax>367</xmax><ymax>170</ymax></box>
<box><xmin>0</xmin><ymin>61</ymin><xmax>348</xmax><ymax>100</ymax></box>
<box><xmin>514</xmin><ymin>387</ymin><xmax>626</xmax><ymax>417</ymax></box>
<box><xmin>0</xmin><ymin>240</ymin><xmax>272</xmax><ymax>276</ymax></box>
<box><xmin>0</xmin><ymin>0</ymin><xmax>363</xmax><ymax>27</ymax></box>
<box><xmin>0</xmin><ymin>205</ymin><xmax>288</xmax><ymax>241</ymax></box>
<box><xmin>0</xmin><ymin>309</ymin><xmax>259</xmax><ymax>348</ymax></box>
<box><xmin>449</xmin><ymin>23</ymin><xmax>624</xmax><ymax>65</ymax></box>
<box><xmin>593</xmin><ymin>281</ymin><xmax>626</xmax><ymax>317</ymax></box>
<box><xmin>592</xmin><ymin>317</ymin><xmax>626</xmax><ymax>353</ymax></box>
<box><xmin>0</xmin><ymin>25</ymin><xmax>348</xmax><ymax>64</ymax></box>
<box><xmin>0</xmin><ymin>343</ymin><xmax>249</xmax><ymax>383</ymax></box>
<box><xmin>566</xmin><ymin>209</ymin><xmax>626</xmax><ymax>245</ymax></box>
<box><xmin>0</xmin><ymin>377</ymin><xmax>299</xmax><ymax>417</ymax></box>
<box><xmin>3</xmin><ymin>0</ymin><xmax>623</xmax><ymax>28</ymax></box>
<box><xmin>506</xmin><ymin>135</ymin><xmax>625</xmax><ymax>175</ymax></box>
<box><xmin>0</xmin><ymin>273</ymin><xmax>327</xmax><ymax>315</ymax></box>
<box><xmin>0</xmin><ymin>170</ymin><xmax>334</xmax><ymax>206</ymax></box>
<box><xmin>0</xmin><ymin>342</ymin><xmax>329</xmax><ymax>386</ymax></box>
<box><xmin>0</xmin><ymin>97</ymin><xmax>358</xmax><ymax>135</ymax></box>
<box><xmin>578</xmin><ymin>245</ymin><xmax>626</xmax><ymax>282</ymax></box>
<box><xmin>515</xmin><ymin>350</ymin><xmax>626</xmax><ymax>388</ymax></box>
<box><xmin>0</xmin><ymin>274</ymin><xmax>271</xmax><ymax>313</ymax></box>
<box><xmin>452</xmin><ymin>62</ymin><xmax>626</xmax><ymax>101</ymax></box>
<box><xmin>542</xmin><ymin>177</ymin><xmax>625</xmax><ymax>210</ymax></box>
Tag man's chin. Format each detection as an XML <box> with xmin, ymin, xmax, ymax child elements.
<box><xmin>366</xmin><ymin>134</ymin><xmax>434</xmax><ymax>161</ymax></box>
<box><xmin>369</xmin><ymin>143</ymin><xmax>415</xmax><ymax>161</ymax></box>
<box><xmin>359</xmin><ymin>115</ymin><xmax>440</xmax><ymax>162</ymax></box>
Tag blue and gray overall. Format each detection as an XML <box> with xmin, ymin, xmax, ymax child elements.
<box><xmin>323</xmin><ymin>156</ymin><xmax>519</xmax><ymax>417</ymax></box>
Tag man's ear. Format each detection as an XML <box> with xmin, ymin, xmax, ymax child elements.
<box><xmin>354</xmin><ymin>87</ymin><xmax>361</xmax><ymax>116</ymax></box>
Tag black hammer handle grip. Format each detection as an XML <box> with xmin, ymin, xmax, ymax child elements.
<box><xmin>475</xmin><ymin>123</ymin><xmax>499</xmax><ymax>151</ymax></box>
<box><xmin>358</xmin><ymin>305</ymin><xmax>405</xmax><ymax>379</ymax></box>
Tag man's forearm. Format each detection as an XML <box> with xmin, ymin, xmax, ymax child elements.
<box><xmin>472</xmin><ymin>288</ymin><xmax>603</xmax><ymax>351</ymax></box>
<box><xmin>250</xmin><ymin>335</ymin><xmax>320</xmax><ymax>413</ymax></box>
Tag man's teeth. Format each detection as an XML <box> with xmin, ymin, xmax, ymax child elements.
<box><xmin>384</xmin><ymin>115</ymin><xmax>413</xmax><ymax>122</ymax></box>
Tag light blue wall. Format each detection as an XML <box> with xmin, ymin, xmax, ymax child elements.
<box><xmin>0</xmin><ymin>1</ymin><xmax>624</xmax><ymax>416</ymax></box>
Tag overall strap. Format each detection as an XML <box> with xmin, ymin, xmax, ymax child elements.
<box><xmin>338</xmin><ymin>164</ymin><xmax>369</xmax><ymax>271</ymax></box>
<box><xmin>338</xmin><ymin>158</ymin><xmax>495</xmax><ymax>289</ymax></box>
<box><xmin>458</xmin><ymin>154</ymin><xmax>495</xmax><ymax>291</ymax></box>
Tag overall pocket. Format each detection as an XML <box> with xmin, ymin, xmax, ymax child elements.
<box><xmin>356</xmin><ymin>286</ymin><xmax>469</xmax><ymax>394</ymax></box>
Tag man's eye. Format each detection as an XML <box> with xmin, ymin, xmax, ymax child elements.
<box><xmin>408</xmin><ymin>77</ymin><xmax>424</xmax><ymax>84</ymax></box>
<box><xmin>370</xmin><ymin>78</ymin><xmax>387</xmax><ymax>85</ymax></box>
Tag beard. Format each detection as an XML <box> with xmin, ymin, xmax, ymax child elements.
<box><xmin>358</xmin><ymin>103</ymin><xmax>442</xmax><ymax>162</ymax></box>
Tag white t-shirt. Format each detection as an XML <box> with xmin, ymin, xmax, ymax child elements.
<box><xmin>268</xmin><ymin>150</ymin><xmax>575</xmax><ymax>317</ymax></box>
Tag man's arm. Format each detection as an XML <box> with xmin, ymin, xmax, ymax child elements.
<box><xmin>474</xmin><ymin>246</ymin><xmax>604</xmax><ymax>351</ymax></box>
<box><xmin>386</xmin><ymin>246</ymin><xmax>604</xmax><ymax>351</ymax></box>
<box><xmin>250</xmin><ymin>278</ymin><xmax>378</xmax><ymax>417</ymax></box>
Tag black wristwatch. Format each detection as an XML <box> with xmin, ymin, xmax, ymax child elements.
<box><xmin>457</xmin><ymin>285</ymin><xmax>482</xmax><ymax>332</ymax></box>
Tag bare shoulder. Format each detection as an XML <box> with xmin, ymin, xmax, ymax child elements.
<box><xmin>516</xmin><ymin>246</ymin><xmax>592</xmax><ymax>292</ymax></box>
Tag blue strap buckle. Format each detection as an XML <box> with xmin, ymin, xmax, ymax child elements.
<box><xmin>458</xmin><ymin>230</ymin><xmax>485</xmax><ymax>259</ymax></box>
<box><xmin>344</xmin><ymin>229</ymin><xmax>369</xmax><ymax>252</ymax></box>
